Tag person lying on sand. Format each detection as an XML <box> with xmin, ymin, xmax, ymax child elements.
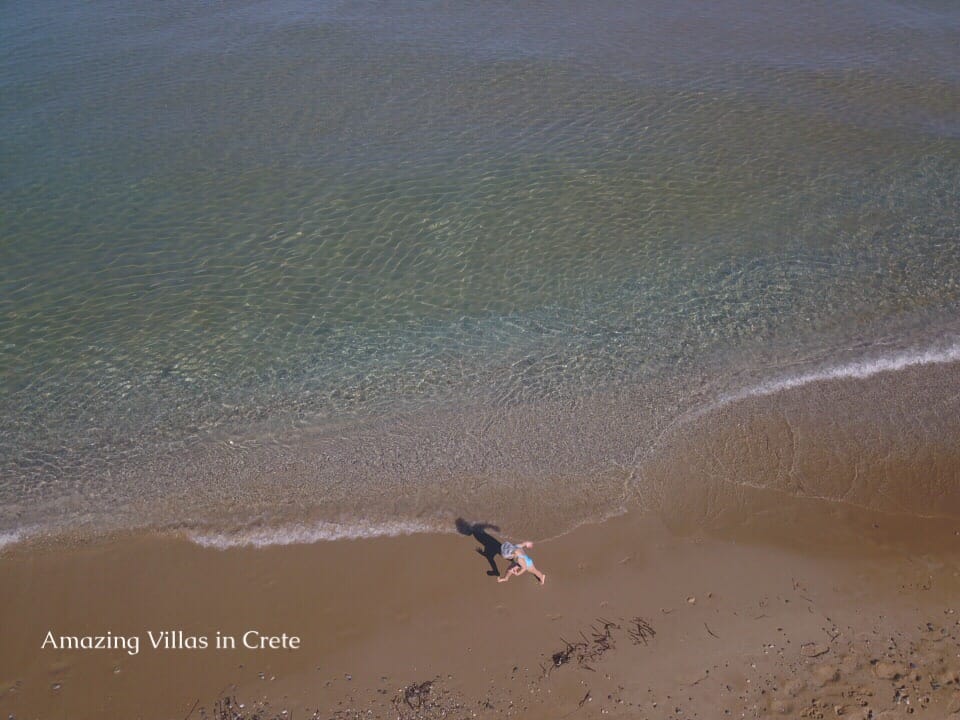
<box><xmin>498</xmin><ymin>540</ymin><xmax>546</xmax><ymax>585</ymax></box>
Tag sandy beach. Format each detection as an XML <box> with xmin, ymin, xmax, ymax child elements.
<box><xmin>5</xmin><ymin>1</ymin><xmax>960</xmax><ymax>718</ymax></box>
<box><xmin>3</xmin><ymin>484</ymin><xmax>960</xmax><ymax>719</ymax></box>
<box><xmin>4</xmin><ymin>357</ymin><xmax>960</xmax><ymax>720</ymax></box>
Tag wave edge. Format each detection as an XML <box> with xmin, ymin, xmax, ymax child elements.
<box><xmin>185</xmin><ymin>519</ymin><xmax>445</xmax><ymax>549</ymax></box>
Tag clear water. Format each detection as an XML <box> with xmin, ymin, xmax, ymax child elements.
<box><xmin>2</xmin><ymin>0</ymin><xmax>960</xmax><ymax>544</ymax></box>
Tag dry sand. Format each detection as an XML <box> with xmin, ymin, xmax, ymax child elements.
<box><xmin>2</xmin><ymin>486</ymin><xmax>960</xmax><ymax>720</ymax></box>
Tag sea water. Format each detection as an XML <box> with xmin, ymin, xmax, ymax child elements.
<box><xmin>2</xmin><ymin>0</ymin><xmax>960</xmax><ymax>546</ymax></box>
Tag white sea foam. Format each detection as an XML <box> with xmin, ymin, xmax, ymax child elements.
<box><xmin>0</xmin><ymin>530</ymin><xmax>22</xmax><ymax>549</ymax></box>
<box><xmin>186</xmin><ymin>519</ymin><xmax>443</xmax><ymax>549</ymax></box>
<box><xmin>722</xmin><ymin>340</ymin><xmax>960</xmax><ymax>407</ymax></box>
<box><xmin>642</xmin><ymin>338</ymin><xmax>960</xmax><ymax>460</ymax></box>
<box><xmin>0</xmin><ymin>527</ymin><xmax>31</xmax><ymax>550</ymax></box>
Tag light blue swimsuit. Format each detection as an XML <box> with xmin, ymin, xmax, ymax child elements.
<box><xmin>502</xmin><ymin>541</ymin><xmax>534</xmax><ymax>568</ymax></box>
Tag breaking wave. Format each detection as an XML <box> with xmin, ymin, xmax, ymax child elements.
<box><xmin>185</xmin><ymin>519</ymin><xmax>443</xmax><ymax>549</ymax></box>
<box><xmin>724</xmin><ymin>339</ymin><xmax>960</xmax><ymax>406</ymax></box>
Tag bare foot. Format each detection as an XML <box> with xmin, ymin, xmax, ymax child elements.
<box><xmin>497</xmin><ymin>577</ymin><xmax>509</xmax><ymax>583</ymax></box>
<box><xmin>539</xmin><ymin>574</ymin><xmax>547</xmax><ymax>585</ymax></box>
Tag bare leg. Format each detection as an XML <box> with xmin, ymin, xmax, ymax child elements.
<box><xmin>529</xmin><ymin>566</ymin><xmax>546</xmax><ymax>585</ymax></box>
<box><xmin>498</xmin><ymin>565</ymin><xmax>523</xmax><ymax>583</ymax></box>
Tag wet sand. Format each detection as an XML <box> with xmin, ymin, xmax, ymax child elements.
<box><xmin>2</xmin><ymin>488</ymin><xmax>960</xmax><ymax>720</ymax></box>
<box><xmin>4</xmin><ymin>362</ymin><xmax>960</xmax><ymax>718</ymax></box>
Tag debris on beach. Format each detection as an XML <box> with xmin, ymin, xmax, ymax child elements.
<box><xmin>196</xmin><ymin>695</ymin><xmax>321</xmax><ymax>720</ymax></box>
<box><xmin>543</xmin><ymin>617</ymin><xmax>656</xmax><ymax>676</ymax></box>
<box><xmin>391</xmin><ymin>678</ymin><xmax>469</xmax><ymax>720</ymax></box>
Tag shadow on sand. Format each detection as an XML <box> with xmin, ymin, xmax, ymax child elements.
<box><xmin>455</xmin><ymin>518</ymin><xmax>503</xmax><ymax>577</ymax></box>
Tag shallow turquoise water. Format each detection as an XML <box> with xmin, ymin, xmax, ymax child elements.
<box><xmin>2</xmin><ymin>0</ymin><xmax>960</xmax><ymax>542</ymax></box>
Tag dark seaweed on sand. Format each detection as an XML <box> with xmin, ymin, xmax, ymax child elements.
<box><xmin>391</xmin><ymin>678</ymin><xmax>469</xmax><ymax>720</ymax></box>
<box><xmin>543</xmin><ymin>617</ymin><xmax>646</xmax><ymax>676</ymax></box>
<box><xmin>628</xmin><ymin>616</ymin><xmax>656</xmax><ymax>645</ymax></box>
<box><xmin>396</xmin><ymin>680</ymin><xmax>433</xmax><ymax>711</ymax></box>
<box><xmin>196</xmin><ymin>695</ymin><xmax>321</xmax><ymax>720</ymax></box>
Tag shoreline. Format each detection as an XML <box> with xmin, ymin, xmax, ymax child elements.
<box><xmin>3</xmin><ymin>353</ymin><xmax>960</xmax><ymax>718</ymax></box>
<box><xmin>3</xmin><ymin>488</ymin><xmax>959</xmax><ymax>719</ymax></box>
<box><xmin>4</xmin><ymin>345</ymin><xmax>960</xmax><ymax>554</ymax></box>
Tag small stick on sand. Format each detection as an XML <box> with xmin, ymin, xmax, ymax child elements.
<box><xmin>183</xmin><ymin>699</ymin><xmax>199</xmax><ymax>720</ymax></box>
